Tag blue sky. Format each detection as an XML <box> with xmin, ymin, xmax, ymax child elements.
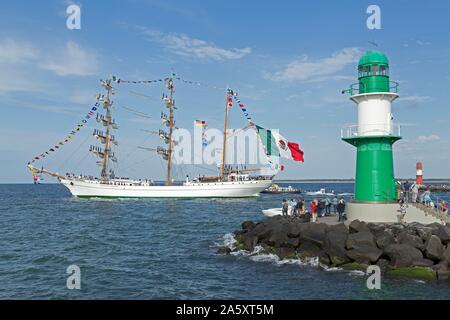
<box><xmin>1</xmin><ymin>0</ymin><xmax>450</xmax><ymax>183</ymax></box>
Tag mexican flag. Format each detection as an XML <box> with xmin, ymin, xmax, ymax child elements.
<box><xmin>256</xmin><ymin>125</ymin><xmax>304</xmax><ymax>162</ymax></box>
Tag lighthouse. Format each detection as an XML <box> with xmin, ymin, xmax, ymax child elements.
<box><xmin>342</xmin><ymin>50</ymin><xmax>403</xmax><ymax>222</ymax></box>
<box><xmin>416</xmin><ymin>162</ymin><xmax>423</xmax><ymax>185</ymax></box>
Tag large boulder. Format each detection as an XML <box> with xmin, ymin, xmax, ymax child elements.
<box><xmin>346</xmin><ymin>245</ymin><xmax>383</xmax><ymax>264</ymax></box>
<box><xmin>432</xmin><ymin>261</ymin><xmax>449</xmax><ymax>280</ymax></box>
<box><xmin>299</xmin><ymin>223</ymin><xmax>328</xmax><ymax>248</ymax></box>
<box><xmin>443</xmin><ymin>244</ymin><xmax>450</xmax><ymax>263</ymax></box>
<box><xmin>376</xmin><ymin>259</ymin><xmax>390</xmax><ymax>274</ymax></box>
<box><xmin>326</xmin><ymin>223</ymin><xmax>348</xmax><ymax>235</ymax></box>
<box><xmin>266</xmin><ymin>231</ymin><xmax>290</xmax><ymax>248</ymax></box>
<box><xmin>389</xmin><ymin>224</ymin><xmax>406</xmax><ymax>237</ymax></box>
<box><xmin>241</xmin><ymin>220</ymin><xmax>256</xmax><ymax>232</ymax></box>
<box><xmin>411</xmin><ymin>258</ymin><xmax>434</xmax><ymax>267</ymax></box>
<box><xmin>431</xmin><ymin>225</ymin><xmax>450</xmax><ymax>245</ymax></box>
<box><xmin>397</xmin><ymin>231</ymin><xmax>425</xmax><ymax>251</ymax></box>
<box><xmin>246</xmin><ymin>217</ymin><xmax>288</xmax><ymax>245</ymax></box>
<box><xmin>245</xmin><ymin>223</ymin><xmax>271</xmax><ymax>243</ymax></box>
<box><xmin>242</xmin><ymin>234</ymin><xmax>259</xmax><ymax>251</ymax></box>
<box><xmin>286</xmin><ymin>220</ymin><xmax>308</xmax><ymax>238</ymax></box>
<box><xmin>346</xmin><ymin>231</ymin><xmax>376</xmax><ymax>250</ymax></box>
<box><xmin>375</xmin><ymin>230</ymin><xmax>396</xmax><ymax>249</ymax></box>
<box><xmin>367</xmin><ymin>223</ymin><xmax>387</xmax><ymax>236</ymax></box>
<box><xmin>297</xmin><ymin>242</ymin><xmax>331</xmax><ymax>265</ymax></box>
<box><xmin>349</xmin><ymin>220</ymin><xmax>370</xmax><ymax>234</ymax></box>
<box><xmin>414</xmin><ymin>225</ymin><xmax>433</xmax><ymax>242</ymax></box>
<box><xmin>284</xmin><ymin>237</ymin><xmax>300</xmax><ymax>248</ymax></box>
<box><xmin>324</xmin><ymin>224</ymin><xmax>349</xmax><ymax>265</ymax></box>
<box><xmin>275</xmin><ymin>246</ymin><xmax>297</xmax><ymax>260</ymax></box>
<box><xmin>297</xmin><ymin>242</ymin><xmax>323</xmax><ymax>259</ymax></box>
<box><xmin>424</xmin><ymin>235</ymin><xmax>444</xmax><ymax>262</ymax></box>
<box><xmin>384</xmin><ymin>244</ymin><xmax>424</xmax><ymax>268</ymax></box>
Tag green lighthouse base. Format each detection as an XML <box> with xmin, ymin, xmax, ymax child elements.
<box><xmin>343</xmin><ymin>135</ymin><xmax>401</xmax><ymax>203</ymax></box>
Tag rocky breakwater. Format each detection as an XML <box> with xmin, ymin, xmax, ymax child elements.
<box><xmin>220</xmin><ymin>216</ymin><xmax>450</xmax><ymax>280</ymax></box>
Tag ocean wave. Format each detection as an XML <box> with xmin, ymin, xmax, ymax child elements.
<box><xmin>218</xmin><ymin>233</ymin><xmax>369</xmax><ymax>276</ymax></box>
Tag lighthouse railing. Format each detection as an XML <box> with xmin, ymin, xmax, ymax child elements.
<box><xmin>342</xmin><ymin>81</ymin><xmax>400</xmax><ymax>96</ymax></box>
<box><xmin>341</xmin><ymin>123</ymin><xmax>401</xmax><ymax>138</ymax></box>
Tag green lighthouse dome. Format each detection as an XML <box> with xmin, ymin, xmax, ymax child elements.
<box><xmin>358</xmin><ymin>50</ymin><xmax>389</xmax><ymax>67</ymax></box>
<box><xmin>357</xmin><ymin>50</ymin><xmax>391</xmax><ymax>94</ymax></box>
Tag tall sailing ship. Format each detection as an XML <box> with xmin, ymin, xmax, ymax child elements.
<box><xmin>27</xmin><ymin>76</ymin><xmax>288</xmax><ymax>198</ymax></box>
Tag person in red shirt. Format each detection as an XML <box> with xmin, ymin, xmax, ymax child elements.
<box><xmin>441</xmin><ymin>200</ymin><xmax>448</xmax><ymax>215</ymax></box>
<box><xmin>310</xmin><ymin>199</ymin><xmax>318</xmax><ymax>223</ymax></box>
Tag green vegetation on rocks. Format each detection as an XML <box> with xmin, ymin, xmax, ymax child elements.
<box><xmin>386</xmin><ymin>267</ymin><xmax>437</xmax><ymax>281</ymax></box>
<box><xmin>341</xmin><ymin>262</ymin><xmax>370</xmax><ymax>272</ymax></box>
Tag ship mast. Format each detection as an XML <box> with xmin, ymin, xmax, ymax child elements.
<box><xmin>102</xmin><ymin>82</ymin><xmax>112</xmax><ymax>180</ymax></box>
<box><xmin>165</xmin><ymin>78</ymin><xmax>175</xmax><ymax>185</ymax></box>
<box><xmin>221</xmin><ymin>89</ymin><xmax>231</xmax><ymax>180</ymax></box>
<box><xmin>90</xmin><ymin>79</ymin><xmax>118</xmax><ymax>181</ymax></box>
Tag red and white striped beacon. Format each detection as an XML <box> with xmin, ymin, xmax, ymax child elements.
<box><xmin>416</xmin><ymin>162</ymin><xmax>423</xmax><ymax>185</ymax></box>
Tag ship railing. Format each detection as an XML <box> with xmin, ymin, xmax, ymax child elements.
<box><xmin>341</xmin><ymin>123</ymin><xmax>401</xmax><ymax>139</ymax></box>
<box><xmin>342</xmin><ymin>81</ymin><xmax>399</xmax><ymax>96</ymax></box>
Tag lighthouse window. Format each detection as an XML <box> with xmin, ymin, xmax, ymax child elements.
<box><xmin>372</xmin><ymin>65</ymin><xmax>379</xmax><ymax>75</ymax></box>
<box><xmin>379</xmin><ymin>65</ymin><xmax>389</xmax><ymax>76</ymax></box>
<box><xmin>358</xmin><ymin>66</ymin><xmax>371</xmax><ymax>77</ymax></box>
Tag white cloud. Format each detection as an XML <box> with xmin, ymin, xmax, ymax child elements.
<box><xmin>40</xmin><ymin>41</ymin><xmax>98</xmax><ymax>76</ymax></box>
<box><xmin>0</xmin><ymin>39</ymin><xmax>39</xmax><ymax>64</ymax></box>
<box><xmin>417</xmin><ymin>134</ymin><xmax>440</xmax><ymax>143</ymax></box>
<box><xmin>68</xmin><ymin>89</ymin><xmax>100</xmax><ymax>105</ymax></box>
<box><xmin>400</xmin><ymin>95</ymin><xmax>432</xmax><ymax>103</ymax></box>
<box><xmin>127</xmin><ymin>117</ymin><xmax>159</xmax><ymax>125</ymax></box>
<box><xmin>416</xmin><ymin>40</ymin><xmax>431</xmax><ymax>46</ymax></box>
<box><xmin>141</xmin><ymin>28</ymin><xmax>251</xmax><ymax>61</ymax></box>
<box><xmin>0</xmin><ymin>39</ymin><xmax>98</xmax><ymax>93</ymax></box>
<box><xmin>397</xmin><ymin>95</ymin><xmax>432</xmax><ymax>109</ymax></box>
<box><xmin>268</xmin><ymin>47</ymin><xmax>363</xmax><ymax>82</ymax></box>
<box><xmin>0</xmin><ymin>72</ymin><xmax>45</xmax><ymax>94</ymax></box>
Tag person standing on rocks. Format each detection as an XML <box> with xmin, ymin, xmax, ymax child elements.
<box><xmin>395</xmin><ymin>180</ymin><xmax>402</xmax><ymax>201</ymax></box>
<box><xmin>291</xmin><ymin>198</ymin><xmax>297</xmax><ymax>215</ymax></box>
<box><xmin>336</xmin><ymin>198</ymin><xmax>346</xmax><ymax>222</ymax></box>
<box><xmin>325</xmin><ymin>197</ymin><xmax>331</xmax><ymax>215</ymax></box>
<box><xmin>410</xmin><ymin>182</ymin><xmax>419</xmax><ymax>203</ymax></box>
<box><xmin>295</xmin><ymin>198</ymin><xmax>303</xmax><ymax>216</ymax></box>
<box><xmin>441</xmin><ymin>200</ymin><xmax>448</xmax><ymax>215</ymax></box>
<box><xmin>298</xmin><ymin>198</ymin><xmax>306</xmax><ymax>216</ymax></box>
<box><xmin>423</xmin><ymin>190</ymin><xmax>432</xmax><ymax>207</ymax></box>
<box><xmin>332</xmin><ymin>196</ymin><xmax>338</xmax><ymax>214</ymax></box>
<box><xmin>403</xmin><ymin>180</ymin><xmax>411</xmax><ymax>202</ymax></box>
<box><xmin>397</xmin><ymin>198</ymin><xmax>408</xmax><ymax>224</ymax></box>
<box><xmin>282</xmin><ymin>199</ymin><xmax>288</xmax><ymax>216</ymax></box>
<box><xmin>310</xmin><ymin>199</ymin><xmax>318</xmax><ymax>223</ymax></box>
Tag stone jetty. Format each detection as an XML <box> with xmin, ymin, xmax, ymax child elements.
<box><xmin>223</xmin><ymin>216</ymin><xmax>450</xmax><ymax>280</ymax></box>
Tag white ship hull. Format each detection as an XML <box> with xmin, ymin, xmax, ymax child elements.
<box><xmin>59</xmin><ymin>178</ymin><xmax>272</xmax><ymax>198</ymax></box>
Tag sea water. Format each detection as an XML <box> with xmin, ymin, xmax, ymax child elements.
<box><xmin>0</xmin><ymin>183</ymin><xmax>449</xmax><ymax>299</ymax></box>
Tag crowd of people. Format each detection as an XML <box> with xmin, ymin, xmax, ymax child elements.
<box><xmin>397</xmin><ymin>180</ymin><xmax>448</xmax><ymax>223</ymax></box>
<box><xmin>281</xmin><ymin>197</ymin><xmax>347</xmax><ymax>223</ymax></box>
<box><xmin>398</xmin><ymin>181</ymin><xmax>447</xmax><ymax>210</ymax></box>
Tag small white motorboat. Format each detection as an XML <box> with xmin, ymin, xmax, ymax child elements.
<box><xmin>337</xmin><ymin>192</ymin><xmax>354</xmax><ymax>197</ymax></box>
<box><xmin>305</xmin><ymin>188</ymin><xmax>335</xmax><ymax>196</ymax></box>
<box><xmin>262</xmin><ymin>207</ymin><xmax>283</xmax><ymax>217</ymax></box>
